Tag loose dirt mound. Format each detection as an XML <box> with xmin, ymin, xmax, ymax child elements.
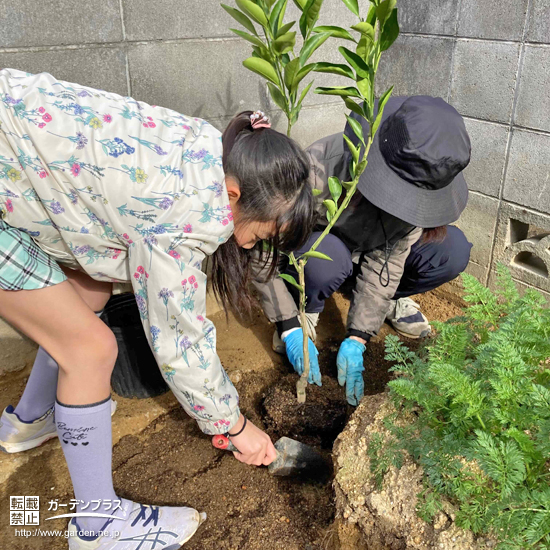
<box><xmin>332</xmin><ymin>393</ymin><xmax>496</xmax><ymax>550</ymax></box>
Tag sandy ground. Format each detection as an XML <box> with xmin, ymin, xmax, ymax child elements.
<box><xmin>0</xmin><ymin>286</ymin><xmax>464</xmax><ymax>549</ymax></box>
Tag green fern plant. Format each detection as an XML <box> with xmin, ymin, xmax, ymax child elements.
<box><xmin>375</xmin><ymin>265</ymin><xmax>550</xmax><ymax>548</ymax></box>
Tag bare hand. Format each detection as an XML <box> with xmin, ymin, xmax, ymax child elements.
<box><xmin>229</xmin><ymin>415</ymin><xmax>277</xmax><ymax>466</ymax></box>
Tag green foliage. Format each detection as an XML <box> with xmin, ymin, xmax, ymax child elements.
<box><xmin>227</xmin><ymin>0</ymin><xmax>401</xmax><ymax>401</ymax></box>
<box><xmin>373</xmin><ymin>266</ymin><xmax>550</xmax><ymax>548</ymax></box>
<box><xmin>223</xmin><ymin>0</ymin><xmax>331</xmax><ymax>136</ymax></box>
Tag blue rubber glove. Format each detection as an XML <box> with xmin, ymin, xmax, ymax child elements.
<box><xmin>337</xmin><ymin>337</ymin><xmax>366</xmax><ymax>406</ymax></box>
<box><xmin>283</xmin><ymin>328</ymin><xmax>321</xmax><ymax>386</ymax></box>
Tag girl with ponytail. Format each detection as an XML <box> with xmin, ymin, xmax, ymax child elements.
<box><xmin>0</xmin><ymin>69</ymin><xmax>314</xmax><ymax>548</ymax></box>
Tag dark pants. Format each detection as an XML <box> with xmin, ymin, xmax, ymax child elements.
<box><xmin>284</xmin><ymin>226</ymin><xmax>472</xmax><ymax>313</ymax></box>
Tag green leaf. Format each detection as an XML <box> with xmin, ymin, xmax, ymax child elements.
<box><xmin>299</xmin><ymin>31</ymin><xmax>331</xmax><ymax>66</ymax></box>
<box><xmin>302</xmin><ymin>250</ymin><xmax>333</xmax><ymax>261</ymax></box>
<box><xmin>339</xmin><ymin>46</ymin><xmax>371</xmax><ymax>79</ymax></box>
<box><xmin>328</xmin><ymin>176</ymin><xmax>342</xmax><ymax>203</ymax></box>
<box><xmin>236</xmin><ymin>0</ymin><xmax>269</xmax><ymax>26</ymax></box>
<box><xmin>276</xmin><ymin>21</ymin><xmax>296</xmax><ymax>37</ymax></box>
<box><xmin>310</xmin><ymin>62</ymin><xmax>355</xmax><ymax>79</ymax></box>
<box><xmin>380</xmin><ymin>9</ymin><xmax>399</xmax><ymax>51</ymax></box>
<box><xmin>341</xmin><ymin>179</ymin><xmax>354</xmax><ymax>190</ymax></box>
<box><xmin>299</xmin><ymin>0</ymin><xmax>324</xmax><ymax>39</ymax></box>
<box><xmin>356</xmin><ymin>36</ymin><xmax>370</xmax><ymax>61</ymax></box>
<box><xmin>273</xmin><ymin>31</ymin><xmax>296</xmax><ymax>55</ymax></box>
<box><xmin>343</xmin><ymin>134</ymin><xmax>359</xmax><ymax>163</ymax></box>
<box><xmin>357</xmin><ymin>77</ymin><xmax>371</xmax><ymax>99</ymax></box>
<box><xmin>221</xmin><ymin>4</ymin><xmax>257</xmax><ymax>34</ymax></box>
<box><xmin>351</xmin><ymin>22</ymin><xmax>375</xmax><ymax>42</ymax></box>
<box><xmin>312</xmin><ymin>188</ymin><xmax>322</xmax><ymax>196</ymax></box>
<box><xmin>230</xmin><ymin>28</ymin><xmax>266</xmax><ymax>49</ymax></box>
<box><xmin>373</xmin><ymin>85</ymin><xmax>393</xmax><ymax>134</ymax></box>
<box><xmin>289</xmin><ymin>104</ymin><xmax>302</xmax><ymax>125</ymax></box>
<box><xmin>267</xmin><ymin>82</ymin><xmax>287</xmax><ymax>110</ymax></box>
<box><xmin>297</xmin><ymin>80</ymin><xmax>314</xmax><ymax>107</ymax></box>
<box><xmin>345</xmin><ymin>114</ymin><xmax>365</xmax><ymax>144</ymax></box>
<box><xmin>243</xmin><ymin>57</ymin><xmax>281</xmax><ymax>86</ymax></box>
<box><xmin>355</xmin><ymin>159</ymin><xmax>367</xmax><ymax>176</ymax></box>
<box><xmin>279</xmin><ymin>273</ymin><xmax>304</xmax><ymax>291</ymax></box>
<box><xmin>292</xmin><ymin>0</ymin><xmax>307</xmax><ymax>10</ymax></box>
<box><xmin>314</xmin><ymin>86</ymin><xmax>361</xmax><ymax>97</ymax></box>
<box><xmin>344</xmin><ymin>97</ymin><xmax>363</xmax><ymax>117</ymax></box>
<box><xmin>292</xmin><ymin>63</ymin><xmax>315</xmax><ymax>90</ymax></box>
<box><xmin>284</xmin><ymin>58</ymin><xmax>301</xmax><ymax>89</ymax></box>
<box><xmin>251</xmin><ymin>45</ymin><xmax>273</xmax><ymax>63</ymax></box>
<box><xmin>313</xmin><ymin>25</ymin><xmax>355</xmax><ymax>41</ymax></box>
<box><xmin>269</xmin><ymin>0</ymin><xmax>288</xmax><ymax>35</ymax></box>
<box><xmin>376</xmin><ymin>0</ymin><xmax>397</xmax><ymax>25</ymax></box>
<box><xmin>340</xmin><ymin>0</ymin><xmax>359</xmax><ymax>17</ymax></box>
<box><xmin>323</xmin><ymin>199</ymin><xmax>337</xmax><ymax>220</ymax></box>
<box><xmin>366</xmin><ymin>3</ymin><xmax>376</xmax><ymax>25</ymax></box>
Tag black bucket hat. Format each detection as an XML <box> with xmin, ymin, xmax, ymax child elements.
<box><xmin>344</xmin><ymin>95</ymin><xmax>470</xmax><ymax>228</ymax></box>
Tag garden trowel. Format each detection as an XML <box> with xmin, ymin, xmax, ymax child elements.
<box><xmin>212</xmin><ymin>434</ymin><xmax>330</xmax><ymax>477</ymax></box>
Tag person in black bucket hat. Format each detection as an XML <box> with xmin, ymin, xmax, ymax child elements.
<box><xmin>253</xmin><ymin>95</ymin><xmax>473</xmax><ymax>406</ymax></box>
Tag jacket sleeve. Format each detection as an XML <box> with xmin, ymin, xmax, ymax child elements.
<box><xmin>347</xmin><ymin>227</ymin><xmax>423</xmax><ymax>341</ymax></box>
<box><xmin>128</xmin><ymin>233</ymin><xmax>240</xmax><ymax>435</ymax></box>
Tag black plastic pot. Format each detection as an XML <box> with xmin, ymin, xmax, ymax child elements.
<box><xmin>101</xmin><ymin>293</ymin><xmax>169</xmax><ymax>399</ymax></box>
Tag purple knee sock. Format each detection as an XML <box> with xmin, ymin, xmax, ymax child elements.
<box><xmin>14</xmin><ymin>347</ymin><xmax>58</xmax><ymax>422</ymax></box>
<box><xmin>55</xmin><ymin>397</ymin><xmax>118</xmax><ymax>536</ymax></box>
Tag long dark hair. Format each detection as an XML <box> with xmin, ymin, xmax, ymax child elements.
<box><xmin>210</xmin><ymin>111</ymin><xmax>314</xmax><ymax>315</ymax></box>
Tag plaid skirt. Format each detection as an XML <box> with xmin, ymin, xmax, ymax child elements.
<box><xmin>0</xmin><ymin>218</ymin><xmax>67</xmax><ymax>291</ymax></box>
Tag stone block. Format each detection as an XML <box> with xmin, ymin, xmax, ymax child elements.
<box><xmin>488</xmin><ymin>270</ymin><xmax>550</xmax><ymax>302</ymax></box>
<box><xmin>503</xmin><ymin>129</ymin><xmax>550</xmax><ymax>213</ymax></box>
<box><xmin>270</xmin><ymin>103</ymin><xmax>347</xmax><ymax>148</ymax></box>
<box><xmin>526</xmin><ymin>0</ymin><xmax>550</xmax><ymax>43</ymax></box>
<box><xmin>450</xmin><ymin>39</ymin><xmax>520</xmax><ymax>123</ymax></box>
<box><xmin>398</xmin><ymin>0</ymin><xmax>459</xmax><ymax>35</ymax></box>
<box><xmin>376</xmin><ymin>35</ymin><xmax>454</xmax><ymax>99</ymax></box>
<box><xmin>462</xmin><ymin>118</ymin><xmax>509</xmax><ymax>197</ymax></box>
<box><xmin>515</xmin><ymin>45</ymin><xmax>550</xmax><ymax>132</ymax></box>
<box><xmin>123</xmin><ymin>0</ymin><xmax>237</xmax><ymax>41</ymax></box>
<box><xmin>0</xmin><ymin>318</ymin><xmax>38</xmax><ymax>376</ymax></box>
<box><xmin>457</xmin><ymin>0</ymin><xmax>529</xmax><ymax>40</ymax></box>
<box><xmin>0</xmin><ymin>48</ymin><xmax>129</xmax><ymax>97</ymax></box>
<box><xmin>491</xmin><ymin>201</ymin><xmax>550</xmax><ymax>293</ymax></box>
<box><xmin>0</xmin><ymin>0</ymin><xmax>122</xmax><ymax>48</ymax></box>
<box><xmin>465</xmin><ymin>261</ymin><xmax>489</xmax><ymax>284</ymax></box>
<box><xmin>454</xmin><ymin>192</ymin><xmax>499</xmax><ymax>267</ymax></box>
<box><xmin>128</xmin><ymin>40</ymin><xmax>269</xmax><ymax>119</ymax></box>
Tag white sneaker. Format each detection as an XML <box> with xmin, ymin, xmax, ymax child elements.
<box><xmin>386</xmin><ymin>298</ymin><xmax>431</xmax><ymax>339</ymax></box>
<box><xmin>272</xmin><ymin>313</ymin><xmax>320</xmax><ymax>354</ymax></box>
<box><xmin>0</xmin><ymin>400</ymin><xmax>118</xmax><ymax>454</ymax></box>
<box><xmin>67</xmin><ymin>498</ymin><xmax>206</xmax><ymax>549</ymax></box>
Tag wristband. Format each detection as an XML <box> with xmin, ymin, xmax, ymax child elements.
<box><xmin>227</xmin><ymin>416</ymin><xmax>247</xmax><ymax>437</ymax></box>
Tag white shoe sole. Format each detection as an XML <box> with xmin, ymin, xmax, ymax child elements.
<box><xmin>0</xmin><ymin>400</ymin><xmax>118</xmax><ymax>454</ymax></box>
<box><xmin>0</xmin><ymin>432</ymin><xmax>58</xmax><ymax>454</ymax></box>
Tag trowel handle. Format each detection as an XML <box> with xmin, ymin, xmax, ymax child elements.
<box><xmin>212</xmin><ymin>434</ymin><xmax>240</xmax><ymax>453</ymax></box>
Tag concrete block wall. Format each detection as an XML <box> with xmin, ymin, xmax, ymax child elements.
<box><xmin>0</xmin><ymin>0</ymin><xmax>548</xmax><ymax>313</ymax></box>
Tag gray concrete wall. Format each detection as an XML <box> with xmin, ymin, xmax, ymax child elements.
<box><xmin>0</xmin><ymin>0</ymin><xmax>549</xmax><ymax>307</ymax></box>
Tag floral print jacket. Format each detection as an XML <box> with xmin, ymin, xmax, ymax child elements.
<box><xmin>0</xmin><ymin>69</ymin><xmax>239</xmax><ymax>434</ymax></box>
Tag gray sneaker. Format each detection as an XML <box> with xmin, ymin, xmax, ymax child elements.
<box><xmin>68</xmin><ymin>498</ymin><xmax>206</xmax><ymax>549</ymax></box>
<box><xmin>0</xmin><ymin>400</ymin><xmax>117</xmax><ymax>454</ymax></box>
<box><xmin>386</xmin><ymin>298</ymin><xmax>431</xmax><ymax>339</ymax></box>
<box><xmin>272</xmin><ymin>313</ymin><xmax>319</xmax><ymax>354</ymax></box>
